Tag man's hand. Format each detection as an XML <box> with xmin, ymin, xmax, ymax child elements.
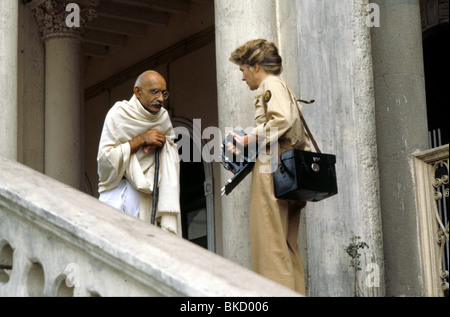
<box><xmin>129</xmin><ymin>129</ymin><xmax>166</xmax><ymax>154</ymax></box>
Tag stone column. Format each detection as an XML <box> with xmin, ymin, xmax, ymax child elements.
<box><xmin>295</xmin><ymin>0</ymin><xmax>386</xmax><ymax>296</ymax></box>
<box><xmin>371</xmin><ymin>0</ymin><xmax>429</xmax><ymax>296</ymax></box>
<box><xmin>29</xmin><ymin>0</ymin><xmax>97</xmax><ymax>189</ymax></box>
<box><xmin>214</xmin><ymin>0</ymin><xmax>279</xmax><ymax>269</ymax></box>
<box><xmin>0</xmin><ymin>0</ymin><xmax>19</xmax><ymax>160</ymax></box>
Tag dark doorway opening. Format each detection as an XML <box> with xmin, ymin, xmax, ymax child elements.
<box><xmin>423</xmin><ymin>26</ymin><xmax>449</xmax><ymax>147</ymax></box>
<box><xmin>176</xmin><ymin>130</ymin><xmax>209</xmax><ymax>249</ymax></box>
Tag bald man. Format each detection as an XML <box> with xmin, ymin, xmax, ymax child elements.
<box><xmin>97</xmin><ymin>71</ymin><xmax>181</xmax><ymax>235</ymax></box>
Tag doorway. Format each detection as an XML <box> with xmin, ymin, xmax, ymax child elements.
<box><xmin>174</xmin><ymin>118</ymin><xmax>215</xmax><ymax>252</ymax></box>
<box><xmin>423</xmin><ymin>26</ymin><xmax>449</xmax><ymax>147</ymax></box>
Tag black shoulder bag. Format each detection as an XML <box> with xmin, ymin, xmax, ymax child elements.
<box><xmin>273</xmin><ymin>99</ymin><xmax>338</xmax><ymax>202</ymax></box>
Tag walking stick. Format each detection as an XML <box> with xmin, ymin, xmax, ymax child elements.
<box><xmin>151</xmin><ymin>148</ymin><xmax>160</xmax><ymax>225</ymax></box>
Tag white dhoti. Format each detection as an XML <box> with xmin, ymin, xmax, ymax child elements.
<box><xmin>99</xmin><ymin>179</ymin><xmax>181</xmax><ymax>234</ymax></box>
<box><xmin>99</xmin><ymin>179</ymin><xmax>140</xmax><ymax>218</ymax></box>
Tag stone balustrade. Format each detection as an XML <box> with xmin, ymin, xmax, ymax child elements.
<box><xmin>0</xmin><ymin>155</ymin><xmax>299</xmax><ymax>297</ymax></box>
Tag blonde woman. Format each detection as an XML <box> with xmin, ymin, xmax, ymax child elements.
<box><xmin>228</xmin><ymin>39</ymin><xmax>311</xmax><ymax>294</ymax></box>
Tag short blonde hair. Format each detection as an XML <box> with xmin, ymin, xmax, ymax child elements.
<box><xmin>229</xmin><ymin>39</ymin><xmax>283</xmax><ymax>75</ymax></box>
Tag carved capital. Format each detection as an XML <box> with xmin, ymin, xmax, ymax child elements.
<box><xmin>28</xmin><ymin>0</ymin><xmax>98</xmax><ymax>41</ymax></box>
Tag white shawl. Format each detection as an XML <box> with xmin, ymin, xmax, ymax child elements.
<box><xmin>97</xmin><ymin>95</ymin><xmax>181</xmax><ymax>235</ymax></box>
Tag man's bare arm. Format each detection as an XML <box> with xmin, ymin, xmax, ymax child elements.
<box><xmin>129</xmin><ymin>129</ymin><xmax>166</xmax><ymax>154</ymax></box>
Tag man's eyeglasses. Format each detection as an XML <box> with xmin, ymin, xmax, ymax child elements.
<box><xmin>151</xmin><ymin>89</ymin><xmax>169</xmax><ymax>100</ymax></box>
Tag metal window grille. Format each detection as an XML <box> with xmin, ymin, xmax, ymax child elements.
<box><xmin>429</xmin><ymin>128</ymin><xmax>449</xmax><ymax>296</ymax></box>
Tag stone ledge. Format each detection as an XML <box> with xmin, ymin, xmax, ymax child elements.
<box><xmin>0</xmin><ymin>155</ymin><xmax>300</xmax><ymax>297</ymax></box>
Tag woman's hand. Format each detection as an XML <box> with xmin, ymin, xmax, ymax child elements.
<box><xmin>226</xmin><ymin>132</ymin><xmax>258</xmax><ymax>155</ymax></box>
<box><xmin>226</xmin><ymin>132</ymin><xmax>245</xmax><ymax>155</ymax></box>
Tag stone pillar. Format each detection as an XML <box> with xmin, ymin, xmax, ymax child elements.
<box><xmin>371</xmin><ymin>0</ymin><xmax>429</xmax><ymax>296</ymax></box>
<box><xmin>214</xmin><ymin>0</ymin><xmax>279</xmax><ymax>269</ymax></box>
<box><xmin>29</xmin><ymin>0</ymin><xmax>97</xmax><ymax>189</ymax></box>
<box><xmin>44</xmin><ymin>36</ymin><xmax>83</xmax><ymax>189</ymax></box>
<box><xmin>295</xmin><ymin>0</ymin><xmax>386</xmax><ymax>296</ymax></box>
<box><xmin>0</xmin><ymin>0</ymin><xmax>19</xmax><ymax>160</ymax></box>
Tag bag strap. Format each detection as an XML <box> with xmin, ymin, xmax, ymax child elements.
<box><xmin>295</xmin><ymin>99</ymin><xmax>322</xmax><ymax>154</ymax></box>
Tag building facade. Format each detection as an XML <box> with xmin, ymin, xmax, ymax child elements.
<box><xmin>1</xmin><ymin>0</ymin><xmax>448</xmax><ymax>296</ymax></box>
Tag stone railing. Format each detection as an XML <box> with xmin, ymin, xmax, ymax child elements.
<box><xmin>0</xmin><ymin>155</ymin><xmax>299</xmax><ymax>297</ymax></box>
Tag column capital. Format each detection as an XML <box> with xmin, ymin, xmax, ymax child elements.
<box><xmin>28</xmin><ymin>0</ymin><xmax>98</xmax><ymax>41</ymax></box>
